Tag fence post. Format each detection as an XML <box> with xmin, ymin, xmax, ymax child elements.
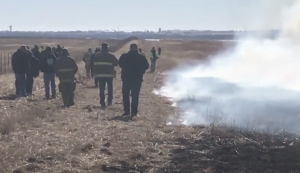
<box><xmin>0</xmin><ymin>53</ymin><xmax>2</xmax><ymax>74</ymax></box>
<box><xmin>3</xmin><ymin>53</ymin><xmax>6</xmax><ymax>73</ymax></box>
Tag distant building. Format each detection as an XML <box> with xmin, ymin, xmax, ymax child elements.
<box><xmin>158</xmin><ymin>28</ymin><xmax>161</xmax><ymax>33</ymax></box>
<box><xmin>9</xmin><ymin>26</ymin><xmax>12</xmax><ymax>32</ymax></box>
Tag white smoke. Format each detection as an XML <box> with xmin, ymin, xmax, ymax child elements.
<box><xmin>157</xmin><ymin>0</ymin><xmax>300</xmax><ymax>133</ymax></box>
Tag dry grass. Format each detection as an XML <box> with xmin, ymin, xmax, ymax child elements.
<box><xmin>0</xmin><ymin>38</ymin><xmax>299</xmax><ymax>173</ymax></box>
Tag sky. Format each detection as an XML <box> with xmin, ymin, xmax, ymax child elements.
<box><xmin>0</xmin><ymin>0</ymin><xmax>295</xmax><ymax>31</ymax></box>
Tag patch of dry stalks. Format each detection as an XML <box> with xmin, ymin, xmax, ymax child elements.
<box><xmin>0</xmin><ymin>39</ymin><xmax>299</xmax><ymax>173</ymax></box>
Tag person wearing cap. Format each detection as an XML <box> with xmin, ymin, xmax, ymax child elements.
<box><xmin>91</xmin><ymin>43</ymin><xmax>118</xmax><ymax>107</ymax></box>
<box><xmin>90</xmin><ymin>47</ymin><xmax>101</xmax><ymax>87</ymax></box>
<box><xmin>54</xmin><ymin>48</ymin><xmax>78</xmax><ymax>107</ymax></box>
<box><xmin>39</xmin><ymin>46</ymin><xmax>58</xmax><ymax>99</ymax></box>
<box><xmin>12</xmin><ymin>45</ymin><xmax>30</xmax><ymax>97</ymax></box>
<box><xmin>119</xmin><ymin>43</ymin><xmax>149</xmax><ymax>116</ymax></box>
<box><xmin>83</xmin><ymin>48</ymin><xmax>94</xmax><ymax>78</ymax></box>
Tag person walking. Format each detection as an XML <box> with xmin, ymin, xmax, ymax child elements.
<box><xmin>119</xmin><ymin>43</ymin><xmax>149</xmax><ymax>116</ymax></box>
<box><xmin>54</xmin><ymin>48</ymin><xmax>78</xmax><ymax>107</ymax></box>
<box><xmin>90</xmin><ymin>47</ymin><xmax>101</xmax><ymax>87</ymax></box>
<box><xmin>149</xmin><ymin>47</ymin><xmax>159</xmax><ymax>72</ymax></box>
<box><xmin>83</xmin><ymin>48</ymin><xmax>93</xmax><ymax>78</ymax></box>
<box><xmin>40</xmin><ymin>46</ymin><xmax>57</xmax><ymax>99</ymax></box>
<box><xmin>12</xmin><ymin>45</ymin><xmax>30</xmax><ymax>97</ymax></box>
<box><xmin>90</xmin><ymin>43</ymin><xmax>118</xmax><ymax>107</ymax></box>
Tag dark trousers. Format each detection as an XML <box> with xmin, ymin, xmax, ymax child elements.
<box><xmin>59</xmin><ymin>82</ymin><xmax>76</xmax><ymax>106</ymax></box>
<box><xmin>122</xmin><ymin>81</ymin><xmax>142</xmax><ymax>114</ymax></box>
<box><xmin>43</xmin><ymin>73</ymin><xmax>56</xmax><ymax>98</ymax></box>
<box><xmin>15</xmin><ymin>74</ymin><xmax>27</xmax><ymax>97</ymax></box>
<box><xmin>26</xmin><ymin>73</ymin><xmax>34</xmax><ymax>95</ymax></box>
<box><xmin>150</xmin><ymin>59</ymin><xmax>157</xmax><ymax>72</ymax></box>
<box><xmin>97</xmin><ymin>77</ymin><xmax>113</xmax><ymax>106</ymax></box>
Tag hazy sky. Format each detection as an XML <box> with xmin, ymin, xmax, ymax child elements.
<box><xmin>0</xmin><ymin>0</ymin><xmax>294</xmax><ymax>31</ymax></box>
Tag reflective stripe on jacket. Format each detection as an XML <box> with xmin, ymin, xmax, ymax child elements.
<box><xmin>54</xmin><ymin>56</ymin><xmax>78</xmax><ymax>83</ymax></box>
<box><xmin>92</xmin><ymin>51</ymin><xmax>118</xmax><ymax>78</ymax></box>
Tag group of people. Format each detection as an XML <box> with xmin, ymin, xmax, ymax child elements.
<box><xmin>11</xmin><ymin>42</ymin><xmax>159</xmax><ymax>116</ymax></box>
<box><xmin>82</xmin><ymin>43</ymin><xmax>157</xmax><ymax>116</ymax></box>
<box><xmin>12</xmin><ymin>45</ymin><xmax>65</xmax><ymax>99</ymax></box>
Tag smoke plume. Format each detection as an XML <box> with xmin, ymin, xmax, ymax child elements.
<box><xmin>156</xmin><ymin>0</ymin><xmax>300</xmax><ymax>133</ymax></box>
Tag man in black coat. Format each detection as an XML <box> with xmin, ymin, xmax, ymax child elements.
<box><xmin>119</xmin><ymin>43</ymin><xmax>149</xmax><ymax>116</ymax></box>
<box><xmin>25</xmin><ymin>47</ymin><xmax>39</xmax><ymax>95</ymax></box>
<box><xmin>39</xmin><ymin>46</ymin><xmax>58</xmax><ymax>99</ymax></box>
<box><xmin>12</xmin><ymin>45</ymin><xmax>30</xmax><ymax>97</ymax></box>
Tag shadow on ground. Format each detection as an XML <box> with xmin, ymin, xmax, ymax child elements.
<box><xmin>0</xmin><ymin>94</ymin><xmax>16</xmax><ymax>100</ymax></box>
<box><xmin>158</xmin><ymin>128</ymin><xmax>300</xmax><ymax>173</ymax></box>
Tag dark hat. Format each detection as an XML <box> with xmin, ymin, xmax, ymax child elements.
<box><xmin>101</xmin><ymin>42</ymin><xmax>108</xmax><ymax>48</ymax></box>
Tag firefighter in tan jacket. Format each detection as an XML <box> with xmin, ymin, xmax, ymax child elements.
<box><xmin>54</xmin><ymin>48</ymin><xmax>78</xmax><ymax>107</ymax></box>
<box><xmin>91</xmin><ymin>43</ymin><xmax>118</xmax><ymax>107</ymax></box>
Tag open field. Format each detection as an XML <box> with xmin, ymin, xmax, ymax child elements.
<box><xmin>0</xmin><ymin>38</ymin><xmax>299</xmax><ymax>173</ymax></box>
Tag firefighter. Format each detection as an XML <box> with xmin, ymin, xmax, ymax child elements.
<box><xmin>54</xmin><ymin>48</ymin><xmax>78</xmax><ymax>107</ymax></box>
<box><xmin>40</xmin><ymin>46</ymin><xmax>57</xmax><ymax>99</ymax></box>
<box><xmin>119</xmin><ymin>43</ymin><xmax>149</xmax><ymax>116</ymax></box>
<box><xmin>83</xmin><ymin>48</ymin><xmax>93</xmax><ymax>78</ymax></box>
<box><xmin>90</xmin><ymin>47</ymin><xmax>101</xmax><ymax>87</ymax></box>
<box><xmin>91</xmin><ymin>43</ymin><xmax>118</xmax><ymax>107</ymax></box>
<box><xmin>149</xmin><ymin>47</ymin><xmax>159</xmax><ymax>72</ymax></box>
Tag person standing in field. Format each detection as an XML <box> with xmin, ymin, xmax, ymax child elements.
<box><xmin>39</xmin><ymin>46</ymin><xmax>57</xmax><ymax>99</ymax></box>
<box><xmin>25</xmin><ymin>46</ymin><xmax>39</xmax><ymax>96</ymax></box>
<box><xmin>90</xmin><ymin>47</ymin><xmax>101</xmax><ymax>87</ymax></box>
<box><xmin>138</xmin><ymin>48</ymin><xmax>145</xmax><ymax>56</ymax></box>
<box><xmin>12</xmin><ymin>45</ymin><xmax>30</xmax><ymax>97</ymax></box>
<box><xmin>119</xmin><ymin>43</ymin><xmax>149</xmax><ymax>116</ymax></box>
<box><xmin>91</xmin><ymin>43</ymin><xmax>118</xmax><ymax>108</ymax></box>
<box><xmin>83</xmin><ymin>48</ymin><xmax>94</xmax><ymax>78</ymax></box>
<box><xmin>149</xmin><ymin>47</ymin><xmax>159</xmax><ymax>72</ymax></box>
<box><xmin>158</xmin><ymin>47</ymin><xmax>162</xmax><ymax>55</ymax></box>
<box><xmin>54</xmin><ymin>48</ymin><xmax>78</xmax><ymax>107</ymax></box>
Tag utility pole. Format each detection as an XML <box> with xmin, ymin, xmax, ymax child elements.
<box><xmin>9</xmin><ymin>25</ymin><xmax>12</xmax><ymax>32</ymax></box>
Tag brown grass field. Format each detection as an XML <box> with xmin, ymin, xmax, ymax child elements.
<box><xmin>0</xmin><ymin>37</ymin><xmax>299</xmax><ymax>173</ymax></box>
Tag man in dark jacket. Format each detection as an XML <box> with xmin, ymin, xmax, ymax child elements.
<box><xmin>54</xmin><ymin>48</ymin><xmax>78</xmax><ymax>107</ymax></box>
<box><xmin>12</xmin><ymin>45</ymin><xmax>30</xmax><ymax>97</ymax></box>
<box><xmin>56</xmin><ymin>45</ymin><xmax>62</xmax><ymax>54</ymax></box>
<box><xmin>150</xmin><ymin>47</ymin><xmax>159</xmax><ymax>72</ymax></box>
<box><xmin>91</xmin><ymin>43</ymin><xmax>118</xmax><ymax>107</ymax></box>
<box><xmin>40</xmin><ymin>46</ymin><xmax>57</xmax><ymax>99</ymax></box>
<box><xmin>52</xmin><ymin>47</ymin><xmax>59</xmax><ymax>58</ymax></box>
<box><xmin>25</xmin><ymin>47</ymin><xmax>39</xmax><ymax>95</ymax></box>
<box><xmin>32</xmin><ymin>45</ymin><xmax>42</xmax><ymax>61</ymax></box>
<box><xmin>90</xmin><ymin>47</ymin><xmax>101</xmax><ymax>87</ymax></box>
<box><xmin>119</xmin><ymin>43</ymin><xmax>149</xmax><ymax>116</ymax></box>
